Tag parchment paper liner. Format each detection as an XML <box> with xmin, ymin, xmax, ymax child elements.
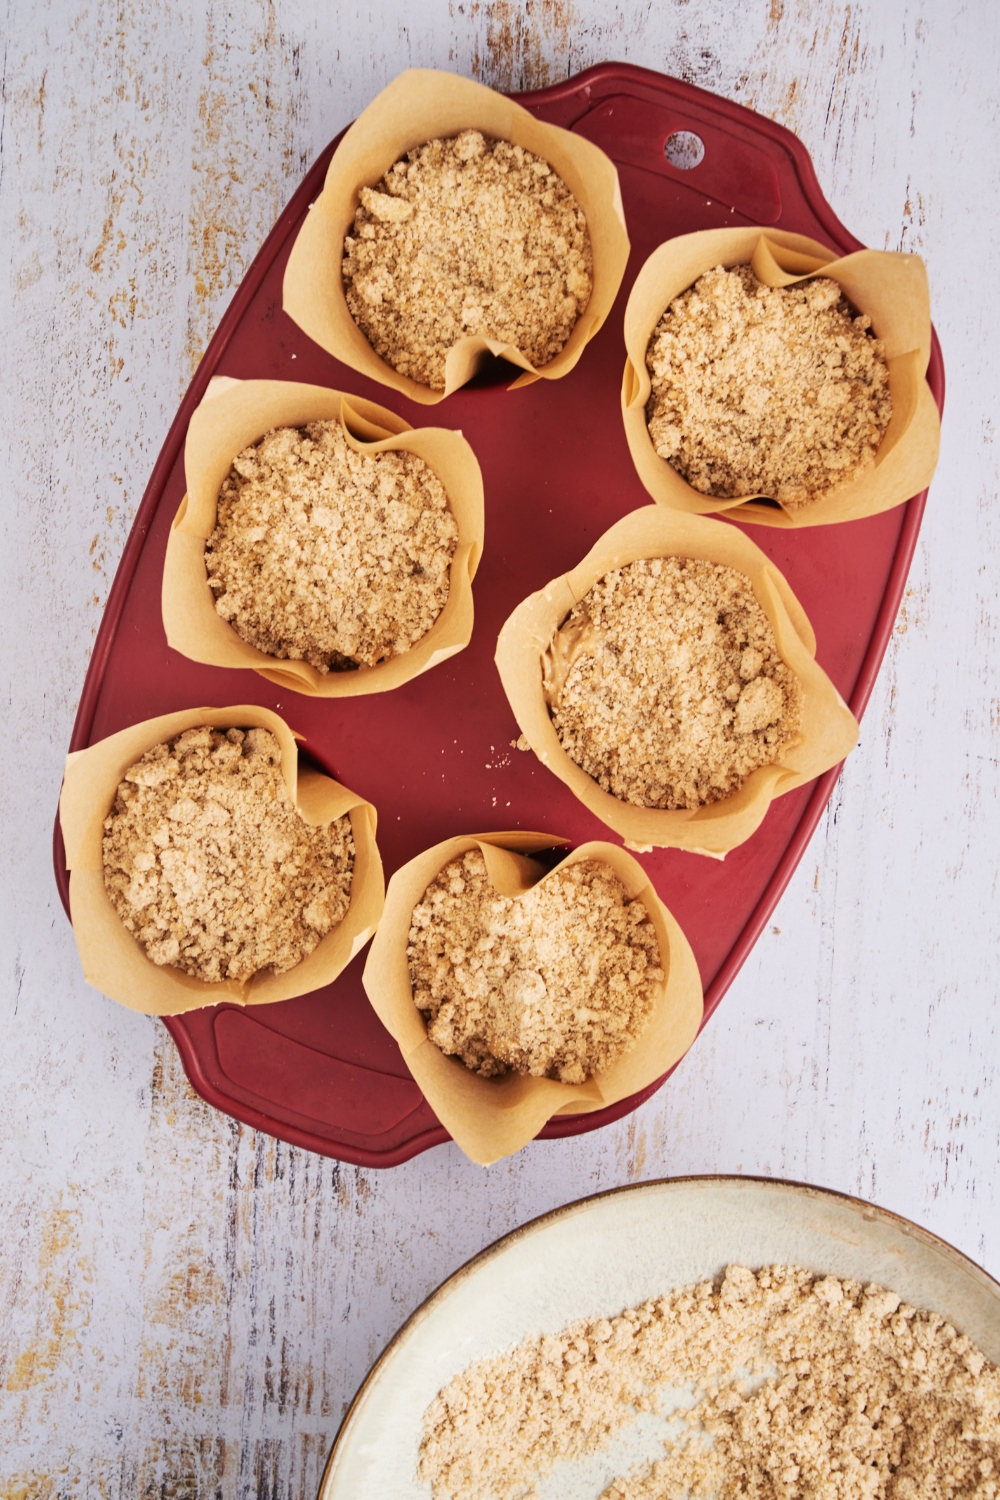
<box><xmin>622</xmin><ymin>228</ymin><xmax>940</xmax><ymax>528</ymax></box>
<box><xmin>282</xmin><ymin>68</ymin><xmax>631</xmax><ymax>404</ymax></box>
<box><xmin>162</xmin><ymin>377</ymin><xmax>484</xmax><ymax>696</ymax></box>
<box><xmin>362</xmin><ymin>832</ymin><xmax>703</xmax><ymax>1165</ymax></box>
<box><xmin>495</xmin><ymin>507</ymin><xmax>859</xmax><ymax>858</ymax></box>
<box><xmin>59</xmin><ymin>705</ymin><xmax>384</xmax><ymax>1016</ymax></box>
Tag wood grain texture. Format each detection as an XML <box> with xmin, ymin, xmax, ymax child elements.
<box><xmin>2</xmin><ymin>0</ymin><xmax>999</xmax><ymax>1493</ymax></box>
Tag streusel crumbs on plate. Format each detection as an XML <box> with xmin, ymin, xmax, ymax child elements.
<box><xmin>343</xmin><ymin>130</ymin><xmax>593</xmax><ymax>390</ymax></box>
<box><xmin>206</xmin><ymin>420</ymin><xmax>458</xmax><ymax>672</ymax></box>
<box><xmin>645</xmin><ymin>264</ymin><xmax>892</xmax><ymax>510</ymax></box>
<box><xmin>419</xmin><ymin>1264</ymin><xmax>1000</xmax><ymax>1500</ymax></box>
<box><xmin>546</xmin><ymin>556</ymin><xmax>801</xmax><ymax>811</ymax></box>
<box><xmin>103</xmin><ymin>727</ymin><xmax>354</xmax><ymax>983</ymax></box>
<box><xmin>407</xmin><ymin>850</ymin><xmax>661</xmax><ymax>1083</ymax></box>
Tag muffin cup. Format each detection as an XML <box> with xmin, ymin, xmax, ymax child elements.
<box><xmin>622</xmin><ymin>228</ymin><xmax>940</xmax><ymax>528</ymax></box>
<box><xmin>495</xmin><ymin>506</ymin><xmax>859</xmax><ymax>858</ymax></box>
<box><xmin>59</xmin><ymin>705</ymin><xmax>384</xmax><ymax>1016</ymax></box>
<box><xmin>282</xmin><ymin>68</ymin><xmax>631</xmax><ymax>404</ymax></box>
<box><xmin>361</xmin><ymin>832</ymin><xmax>703</xmax><ymax>1166</ymax></box>
<box><xmin>162</xmin><ymin>377</ymin><xmax>484</xmax><ymax>695</ymax></box>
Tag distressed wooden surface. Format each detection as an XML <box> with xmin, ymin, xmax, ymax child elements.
<box><xmin>2</xmin><ymin>1</ymin><xmax>999</xmax><ymax>1494</ymax></box>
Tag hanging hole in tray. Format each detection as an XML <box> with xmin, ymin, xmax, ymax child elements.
<box><xmin>663</xmin><ymin>130</ymin><xmax>705</xmax><ymax>170</ymax></box>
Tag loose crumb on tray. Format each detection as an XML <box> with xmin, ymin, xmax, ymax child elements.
<box><xmin>407</xmin><ymin>850</ymin><xmax>661</xmax><ymax>1083</ymax></box>
<box><xmin>205</xmin><ymin>420</ymin><xmax>458</xmax><ymax>672</ymax></box>
<box><xmin>419</xmin><ymin>1263</ymin><xmax>1000</xmax><ymax>1500</ymax></box>
<box><xmin>545</xmin><ymin>556</ymin><xmax>801</xmax><ymax>811</ymax></box>
<box><xmin>343</xmin><ymin>130</ymin><xmax>593</xmax><ymax>390</ymax></box>
<box><xmin>645</xmin><ymin>264</ymin><xmax>892</xmax><ymax>511</ymax></box>
<box><xmin>102</xmin><ymin>726</ymin><xmax>354</xmax><ymax>983</ymax></box>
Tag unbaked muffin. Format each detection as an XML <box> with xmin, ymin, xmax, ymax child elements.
<box><xmin>343</xmin><ymin>130</ymin><xmax>593</xmax><ymax>390</ymax></box>
<box><xmin>645</xmin><ymin>264</ymin><xmax>892</xmax><ymax>511</ymax></box>
<box><xmin>103</xmin><ymin>726</ymin><xmax>354</xmax><ymax>982</ymax></box>
<box><xmin>205</xmin><ymin>420</ymin><xmax>458</xmax><ymax>672</ymax></box>
<box><xmin>545</xmin><ymin>556</ymin><xmax>801</xmax><ymax>810</ymax></box>
<box><xmin>407</xmin><ymin>850</ymin><xmax>660</xmax><ymax>1083</ymax></box>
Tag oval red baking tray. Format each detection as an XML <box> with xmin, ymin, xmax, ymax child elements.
<box><xmin>53</xmin><ymin>62</ymin><xmax>945</xmax><ymax>1167</ymax></box>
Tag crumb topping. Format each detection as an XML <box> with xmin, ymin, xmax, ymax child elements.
<box><xmin>343</xmin><ymin>130</ymin><xmax>593</xmax><ymax>390</ymax></box>
<box><xmin>546</xmin><ymin>556</ymin><xmax>801</xmax><ymax>811</ymax></box>
<box><xmin>205</xmin><ymin>421</ymin><xmax>458</xmax><ymax>672</ymax></box>
<box><xmin>102</xmin><ymin>727</ymin><xmax>354</xmax><ymax>983</ymax></box>
<box><xmin>645</xmin><ymin>264</ymin><xmax>892</xmax><ymax>511</ymax></box>
<box><xmin>419</xmin><ymin>1263</ymin><xmax>1000</xmax><ymax>1500</ymax></box>
<box><xmin>407</xmin><ymin>849</ymin><xmax>661</xmax><ymax>1084</ymax></box>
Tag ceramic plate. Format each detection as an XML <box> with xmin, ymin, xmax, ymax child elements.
<box><xmin>319</xmin><ymin>1176</ymin><xmax>1000</xmax><ymax>1498</ymax></box>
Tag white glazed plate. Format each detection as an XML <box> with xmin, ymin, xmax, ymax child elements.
<box><xmin>318</xmin><ymin>1176</ymin><xmax>1000</xmax><ymax>1499</ymax></box>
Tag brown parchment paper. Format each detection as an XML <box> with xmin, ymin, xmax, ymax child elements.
<box><xmin>622</xmin><ymin>228</ymin><xmax>940</xmax><ymax>528</ymax></box>
<box><xmin>495</xmin><ymin>507</ymin><xmax>859</xmax><ymax>858</ymax></box>
<box><xmin>162</xmin><ymin>377</ymin><xmax>484</xmax><ymax>696</ymax></box>
<box><xmin>361</xmin><ymin>831</ymin><xmax>703</xmax><ymax>1165</ymax></box>
<box><xmin>282</xmin><ymin>68</ymin><xmax>631</xmax><ymax>404</ymax></box>
<box><xmin>59</xmin><ymin>705</ymin><xmax>384</xmax><ymax>1016</ymax></box>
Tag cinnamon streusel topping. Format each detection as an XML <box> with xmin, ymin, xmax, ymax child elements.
<box><xmin>103</xmin><ymin>727</ymin><xmax>354</xmax><ymax>983</ymax></box>
<box><xmin>546</xmin><ymin>556</ymin><xmax>801</xmax><ymax>811</ymax></box>
<box><xmin>407</xmin><ymin>850</ymin><xmax>660</xmax><ymax>1084</ymax></box>
<box><xmin>206</xmin><ymin>420</ymin><xmax>458</xmax><ymax>672</ymax></box>
<box><xmin>645</xmin><ymin>264</ymin><xmax>892</xmax><ymax>511</ymax></box>
<box><xmin>343</xmin><ymin>130</ymin><xmax>593</xmax><ymax>390</ymax></box>
<box><xmin>420</xmin><ymin>1263</ymin><xmax>1000</xmax><ymax>1500</ymax></box>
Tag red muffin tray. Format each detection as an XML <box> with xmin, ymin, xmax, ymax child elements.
<box><xmin>53</xmin><ymin>63</ymin><xmax>944</xmax><ymax>1166</ymax></box>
